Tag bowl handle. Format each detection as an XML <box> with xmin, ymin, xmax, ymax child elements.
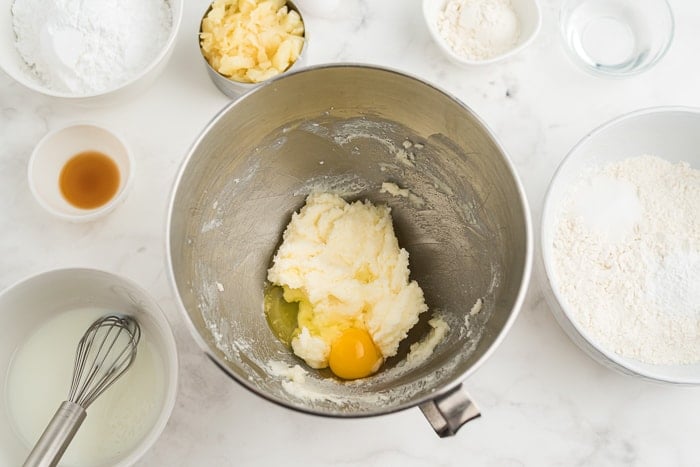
<box><xmin>419</xmin><ymin>383</ymin><xmax>480</xmax><ymax>437</ymax></box>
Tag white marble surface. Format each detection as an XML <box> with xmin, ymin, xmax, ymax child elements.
<box><xmin>1</xmin><ymin>0</ymin><xmax>700</xmax><ymax>465</ymax></box>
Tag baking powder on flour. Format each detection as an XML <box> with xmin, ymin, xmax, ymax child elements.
<box><xmin>553</xmin><ymin>155</ymin><xmax>700</xmax><ymax>365</ymax></box>
<box><xmin>437</xmin><ymin>0</ymin><xmax>520</xmax><ymax>61</ymax></box>
<box><xmin>12</xmin><ymin>0</ymin><xmax>172</xmax><ymax>95</ymax></box>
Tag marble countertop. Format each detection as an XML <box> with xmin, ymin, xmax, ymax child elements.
<box><xmin>2</xmin><ymin>0</ymin><xmax>699</xmax><ymax>465</ymax></box>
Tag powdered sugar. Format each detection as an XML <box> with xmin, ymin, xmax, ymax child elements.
<box><xmin>437</xmin><ymin>0</ymin><xmax>520</xmax><ymax>61</ymax></box>
<box><xmin>553</xmin><ymin>155</ymin><xmax>700</xmax><ymax>365</ymax></box>
<box><xmin>12</xmin><ymin>0</ymin><xmax>172</xmax><ymax>95</ymax></box>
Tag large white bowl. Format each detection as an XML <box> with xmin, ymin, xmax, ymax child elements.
<box><xmin>422</xmin><ymin>0</ymin><xmax>541</xmax><ymax>66</ymax></box>
<box><xmin>540</xmin><ymin>106</ymin><xmax>700</xmax><ymax>384</ymax></box>
<box><xmin>0</xmin><ymin>0</ymin><xmax>183</xmax><ymax>104</ymax></box>
<box><xmin>0</xmin><ymin>268</ymin><xmax>178</xmax><ymax>466</ymax></box>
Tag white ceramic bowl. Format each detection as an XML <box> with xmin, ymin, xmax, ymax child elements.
<box><xmin>0</xmin><ymin>268</ymin><xmax>178</xmax><ymax>466</ymax></box>
<box><xmin>0</xmin><ymin>0</ymin><xmax>183</xmax><ymax>104</ymax></box>
<box><xmin>422</xmin><ymin>0</ymin><xmax>541</xmax><ymax>66</ymax></box>
<box><xmin>540</xmin><ymin>106</ymin><xmax>700</xmax><ymax>384</ymax></box>
<box><xmin>28</xmin><ymin>123</ymin><xmax>134</xmax><ymax>222</ymax></box>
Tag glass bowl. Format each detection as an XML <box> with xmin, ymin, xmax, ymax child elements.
<box><xmin>560</xmin><ymin>0</ymin><xmax>674</xmax><ymax>77</ymax></box>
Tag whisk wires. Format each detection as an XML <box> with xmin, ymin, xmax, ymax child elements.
<box><xmin>68</xmin><ymin>315</ymin><xmax>141</xmax><ymax>408</ymax></box>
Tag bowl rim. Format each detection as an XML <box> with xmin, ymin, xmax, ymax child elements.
<box><xmin>558</xmin><ymin>0</ymin><xmax>675</xmax><ymax>78</ymax></box>
<box><xmin>540</xmin><ymin>105</ymin><xmax>700</xmax><ymax>384</ymax></box>
<box><xmin>2</xmin><ymin>0</ymin><xmax>184</xmax><ymax>99</ymax></box>
<box><xmin>421</xmin><ymin>0</ymin><xmax>543</xmax><ymax>66</ymax></box>
<box><xmin>27</xmin><ymin>122</ymin><xmax>135</xmax><ymax>222</ymax></box>
<box><xmin>0</xmin><ymin>266</ymin><xmax>180</xmax><ymax>466</ymax></box>
<box><xmin>165</xmin><ymin>62</ymin><xmax>534</xmax><ymax>418</ymax></box>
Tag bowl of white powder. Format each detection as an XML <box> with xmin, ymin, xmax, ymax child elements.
<box><xmin>541</xmin><ymin>107</ymin><xmax>700</xmax><ymax>384</ymax></box>
<box><xmin>0</xmin><ymin>0</ymin><xmax>183</xmax><ymax>103</ymax></box>
<box><xmin>422</xmin><ymin>0</ymin><xmax>541</xmax><ymax>66</ymax></box>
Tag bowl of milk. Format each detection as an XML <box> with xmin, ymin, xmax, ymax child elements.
<box><xmin>0</xmin><ymin>268</ymin><xmax>178</xmax><ymax>466</ymax></box>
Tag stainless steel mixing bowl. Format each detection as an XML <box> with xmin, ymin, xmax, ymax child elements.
<box><xmin>167</xmin><ymin>64</ymin><xmax>532</xmax><ymax>436</ymax></box>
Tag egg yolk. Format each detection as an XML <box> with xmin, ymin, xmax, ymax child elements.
<box><xmin>328</xmin><ymin>328</ymin><xmax>382</xmax><ymax>380</ymax></box>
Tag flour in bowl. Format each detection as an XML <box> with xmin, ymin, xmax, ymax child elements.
<box><xmin>12</xmin><ymin>0</ymin><xmax>172</xmax><ymax>95</ymax></box>
<box><xmin>553</xmin><ymin>155</ymin><xmax>700</xmax><ymax>365</ymax></box>
<box><xmin>437</xmin><ymin>0</ymin><xmax>520</xmax><ymax>61</ymax></box>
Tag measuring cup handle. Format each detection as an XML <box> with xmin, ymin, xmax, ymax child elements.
<box><xmin>419</xmin><ymin>383</ymin><xmax>480</xmax><ymax>437</ymax></box>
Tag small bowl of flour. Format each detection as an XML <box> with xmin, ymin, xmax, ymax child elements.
<box><xmin>540</xmin><ymin>107</ymin><xmax>700</xmax><ymax>385</ymax></box>
<box><xmin>422</xmin><ymin>0</ymin><xmax>541</xmax><ymax>66</ymax></box>
<box><xmin>0</xmin><ymin>0</ymin><xmax>183</xmax><ymax>103</ymax></box>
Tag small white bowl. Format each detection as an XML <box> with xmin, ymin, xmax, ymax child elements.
<box><xmin>540</xmin><ymin>106</ymin><xmax>700</xmax><ymax>385</ymax></box>
<box><xmin>0</xmin><ymin>0</ymin><xmax>183</xmax><ymax>105</ymax></box>
<box><xmin>0</xmin><ymin>268</ymin><xmax>178</xmax><ymax>466</ymax></box>
<box><xmin>422</xmin><ymin>0</ymin><xmax>541</xmax><ymax>66</ymax></box>
<box><xmin>28</xmin><ymin>123</ymin><xmax>134</xmax><ymax>222</ymax></box>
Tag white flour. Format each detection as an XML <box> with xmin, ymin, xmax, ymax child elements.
<box><xmin>553</xmin><ymin>155</ymin><xmax>700</xmax><ymax>365</ymax></box>
<box><xmin>12</xmin><ymin>0</ymin><xmax>172</xmax><ymax>95</ymax></box>
<box><xmin>437</xmin><ymin>0</ymin><xmax>520</xmax><ymax>61</ymax></box>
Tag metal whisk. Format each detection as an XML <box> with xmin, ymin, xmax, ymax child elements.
<box><xmin>23</xmin><ymin>314</ymin><xmax>141</xmax><ymax>467</ymax></box>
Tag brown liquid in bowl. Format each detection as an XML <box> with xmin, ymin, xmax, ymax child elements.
<box><xmin>59</xmin><ymin>151</ymin><xmax>120</xmax><ymax>209</ymax></box>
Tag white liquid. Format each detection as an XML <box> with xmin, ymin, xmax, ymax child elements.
<box><xmin>6</xmin><ymin>308</ymin><xmax>166</xmax><ymax>467</ymax></box>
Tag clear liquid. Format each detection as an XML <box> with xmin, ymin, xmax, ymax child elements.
<box><xmin>5</xmin><ymin>307</ymin><xmax>166</xmax><ymax>466</ymax></box>
<box><xmin>563</xmin><ymin>0</ymin><xmax>650</xmax><ymax>74</ymax></box>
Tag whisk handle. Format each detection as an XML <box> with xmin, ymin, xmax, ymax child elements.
<box><xmin>23</xmin><ymin>400</ymin><xmax>87</xmax><ymax>467</ymax></box>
